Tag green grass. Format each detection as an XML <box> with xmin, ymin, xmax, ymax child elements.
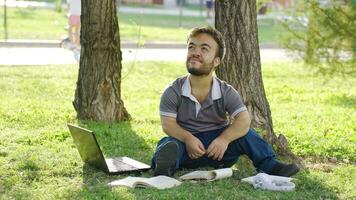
<box><xmin>119</xmin><ymin>2</ymin><xmax>165</xmax><ymax>9</ymax></box>
<box><xmin>118</xmin><ymin>13</ymin><xmax>208</xmax><ymax>42</ymax></box>
<box><xmin>263</xmin><ymin>63</ymin><xmax>356</xmax><ymax>161</ymax></box>
<box><xmin>0</xmin><ymin>61</ymin><xmax>355</xmax><ymax>199</ymax></box>
<box><xmin>0</xmin><ymin>7</ymin><xmax>283</xmax><ymax>43</ymax></box>
<box><xmin>0</xmin><ymin>7</ymin><xmax>67</xmax><ymax>40</ymax></box>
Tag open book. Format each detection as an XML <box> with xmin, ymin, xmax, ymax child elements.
<box><xmin>179</xmin><ymin>168</ymin><xmax>233</xmax><ymax>181</ymax></box>
<box><xmin>108</xmin><ymin>176</ymin><xmax>181</xmax><ymax>189</ymax></box>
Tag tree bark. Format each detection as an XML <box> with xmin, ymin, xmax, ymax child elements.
<box><xmin>215</xmin><ymin>0</ymin><xmax>301</xmax><ymax>163</ymax></box>
<box><xmin>73</xmin><ymin>0</ymin><xmax>130</xmax><ymax>122</ymax></box>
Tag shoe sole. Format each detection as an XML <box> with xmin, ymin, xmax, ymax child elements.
<box><xmin>154</xmin><ymin>141</ymin><xmax>179</xmax><ymax>176</ymax></box>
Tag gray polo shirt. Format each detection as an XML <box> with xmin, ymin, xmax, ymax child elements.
<box><xmin>160</xmin><ymin>75</ymin><xmax>247</xmax><ymax>134</ymax></box>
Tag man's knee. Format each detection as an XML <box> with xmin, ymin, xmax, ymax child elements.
<box><xmin>240</xmin><ymin>129</ymin><xmax>264</xmax><ymax>141</ymax></box>
<box><xmin>154</xmin><ymin>136</ymin><xmax>185</xmax><ymax>160</ymax></box>
<box><xmin>156</xmin><ymin>136</ymin><xmax>183</xmax><ymax>148</ymax></box>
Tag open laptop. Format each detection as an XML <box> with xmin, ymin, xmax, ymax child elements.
<box><xmin>67</xmin><ymin>124</ymin><xmax>151</xmax><ymax>175</ymax></box>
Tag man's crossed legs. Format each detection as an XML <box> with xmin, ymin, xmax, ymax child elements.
<box><xmin>151</xmin><ymin>128</ymin><xmax>299</xmax><ymax>177</ymax></box>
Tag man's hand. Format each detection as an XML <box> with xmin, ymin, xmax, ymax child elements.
<box><xmin>206</xmin><ymin>111</ymin><xmax>251</xmax><ymax>161</ymax></box>
<box><xmin>184</xmin><ymin>135</ymin><xmax>206</xmax><ymax>159</ymax></box>
<box><xmin>206</xmin><ymin>137</ymin><xmax>229</xmax><ymax>161</ymax></box>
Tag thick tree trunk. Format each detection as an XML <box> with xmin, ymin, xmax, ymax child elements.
<box><xmin>215</xmin><ymin>0</ymin><xmax>300</xmax><ymax>163</ymax></box>
<box><xmin>73</xmin><ymin>0</ymin><xmax>130</xmax><ymax>122</ymax></box>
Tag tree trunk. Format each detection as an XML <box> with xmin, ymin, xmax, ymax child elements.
<box><xmin>73</xmin><ymin>0</ymin><xmax>130</xmax><ymax>122</ymax></box>
<box><xmin>215</xmin><ymin>0</ymin><xmax>301</xmax><ymax>163</ymax></box>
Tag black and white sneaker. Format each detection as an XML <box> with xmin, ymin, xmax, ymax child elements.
<box><xmin>153</xmin><ymin>141</ymin><xmax>179</xmax><ymax>177</ymax></box>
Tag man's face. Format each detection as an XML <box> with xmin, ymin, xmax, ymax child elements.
<box><xmin>186</xmin><ymin>33</ymin><xmax>220</xmax><ymax>76</ymax></box>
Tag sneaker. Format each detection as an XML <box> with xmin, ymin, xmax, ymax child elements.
<box><xmin>59</xmin><ymin>37</ymin><xmax>70</xmax><ymax>48</ymax></box>
<box><xmin>269</xmin><ymin>162</ymin><xmax>300</xmax><ymax>177</ymax></box>
<box><xmin>154</xmin><ymin>141</ymin><xmax>179</xmax><ymax>177</ymax></box>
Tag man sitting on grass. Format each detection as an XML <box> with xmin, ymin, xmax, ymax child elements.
<box><xmin>151</xmin><ymin>26</ymin><xmax>299</xmax><ymax>177</ymax></box>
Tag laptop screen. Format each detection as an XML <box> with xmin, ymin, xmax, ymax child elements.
<box><xmin>68</xmin><ymin>124</ymin><xmax>109</xmax><ymax>172</ymax></box>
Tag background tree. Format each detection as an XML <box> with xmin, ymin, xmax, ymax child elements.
<box><xmin>282</xmin><ymin>0</ymin><xmax>355</xmax><ymax>77</ymax></box>
<box><xmin>214</xmin><ymin>0</ymin><xmax>300</xmax><ymax>162</ymax></box>
<box><xmin>73</xmin><ymin>0</ymin><xmax>130</xmax><ymax>122</ymax></box>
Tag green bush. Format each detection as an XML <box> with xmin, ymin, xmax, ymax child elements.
<box><xmin>282</xmin><ymin>0</ymin><xmax>355</xmax><ymax>77</ymax></box>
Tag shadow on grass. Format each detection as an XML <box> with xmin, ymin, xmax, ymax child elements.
<box><xmin>66</xmin><ymin>121</ymin><xmax>154</xmax><ymax>199</ymax></box>
<box><xmin>70</xmin><ymin>156</ymin><xmax>339</xmax><ymax>199</ymax></box>
<box><xmin>59</xmin><ymin>121</ymin><xmax>339</xmax><ymax>199</ymax></box>
<box><xmin>233</xmin><ymin>157</ymin><xmax>339</xmax><ymax>199</ymax></box>
<box><xmin>0</xmin><ymin>156</ymin><xmax>41</xmax><ymax>199</ymax></box>
<box><xmin>327</xmin><ymin>94</ymin><xmax>356</xmax><ymax>108</ymax></box>
<box><xmin>119</xmin><ymin>157</ymin><xmax>340</xmax><ymax>199</ymax></box>
<box><xmin>13</xmin><ymin>8</ymin><xmax>37</xmax><ymax>19</ymax></box>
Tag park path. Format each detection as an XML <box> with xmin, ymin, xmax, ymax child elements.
<box><xmin>0</xmin><ymin>47</ymin><xmax>296</xmax><ymax>66</ymax></box>
<box><xmin>0</xmin><ymin>1</ymin><xmax>292</xmax><ymax>65</ymax></box>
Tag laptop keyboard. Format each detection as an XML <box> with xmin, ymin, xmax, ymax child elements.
<box><xmin>107</xmin><ymin>158</ymin><xmax>137</xmax><ymax>171</ymax></box>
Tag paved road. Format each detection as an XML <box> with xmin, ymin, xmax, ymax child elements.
<box><xmin>0</xmin><ymin>47</ymin><xmax>297</xmax><ymax>66</ymax></box>
<box><xmin>0</xmin><ymin>1</ymin><xmax>289</xmax><ymax>65</ymax></box>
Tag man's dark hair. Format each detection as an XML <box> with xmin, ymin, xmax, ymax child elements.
<box><xmin>187</xmin><ymin>26</ymin><xmax>226</xmax><ymax>61</ymax></box>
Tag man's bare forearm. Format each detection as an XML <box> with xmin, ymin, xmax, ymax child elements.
<box><xmin>219</xmin><ymin>111</ymin><xmax>251</xmax><ymax>143</ymax></box>
<box><xmin>160</xmin><ymin>116</ymin><xmax>193</xmax><ymax>143</ymax></box>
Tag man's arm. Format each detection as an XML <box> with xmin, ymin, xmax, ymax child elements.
<box><xmin>206</xmin><ymin>111</ymin><xmax>251</xmax><ymax>160</ymax></box>
<box><xmin>161</xmin><ymin>116</ymin><xmax>206</xmax><ymax>159</ymax></box>
<box><xmin>218</xmin><ymin>110</ymin><xmax>251</xmax><ymax>142</ymax></box>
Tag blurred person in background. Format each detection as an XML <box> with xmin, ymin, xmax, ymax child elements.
<box><xmin>60</xmin><ymin>0</ymin><xmax>81</xmax><ymax>50</ymax></box>
<box><xmin>206</xmin><ymin>0</ymin><xmax>213</xmax><ymax>19</ymax></box>
<box><xmin>67</xmin><ymin>0</ymin><xmax>81</xmax><ymax>49</ymax></box>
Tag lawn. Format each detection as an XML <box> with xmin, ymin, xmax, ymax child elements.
<box><xmin>0</xmin><ymin>7</ymin><xmax>282</xmax><ymax>43</ymax></box>
<box><xmin>0</xmin><ymin>61</ymin><xmax>355</xmax><ymax>199</ymax></box>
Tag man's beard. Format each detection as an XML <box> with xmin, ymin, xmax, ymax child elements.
<box><xmin>186</xmin><ymin>59</ymin><xmax>215</xmax><ymax>76</ymax></box>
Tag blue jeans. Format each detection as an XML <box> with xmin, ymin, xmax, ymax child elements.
<box><xmin>151</xmin><ymin>128</ymin><xmax>278</xmax><ymax>173</ymax></box>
